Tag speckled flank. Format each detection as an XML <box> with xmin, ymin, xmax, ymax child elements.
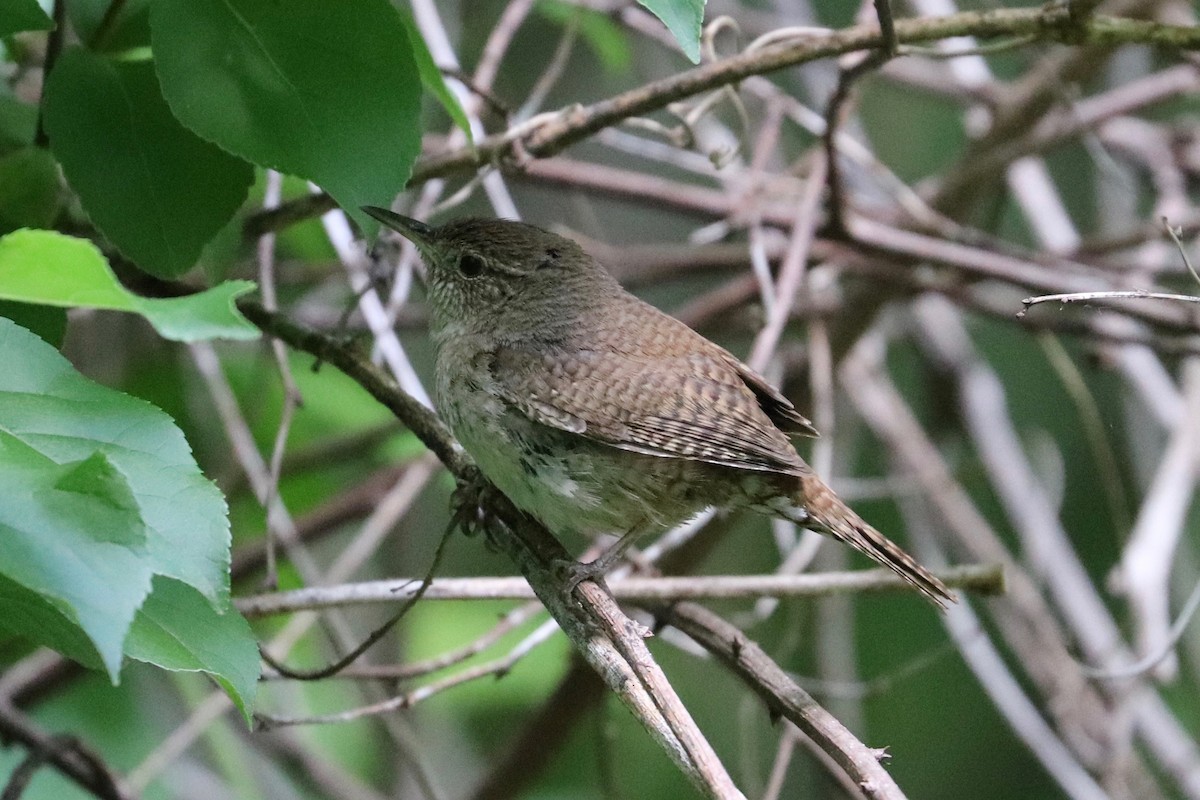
<box><xmin>382</xmin><ymin>213</ymin><xmax>954</xmax><ymax>608</ymax></box>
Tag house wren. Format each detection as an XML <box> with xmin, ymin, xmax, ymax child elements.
<box><xmin>363</xmin><ymin>207</ymin><xmax>954</xmax><ymax>608</ymax></box>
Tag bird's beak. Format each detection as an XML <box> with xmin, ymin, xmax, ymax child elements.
<box><xmin>361</xmin><ymin>206</ymin><xmax>433</xmax><ymax>245</ymax></box>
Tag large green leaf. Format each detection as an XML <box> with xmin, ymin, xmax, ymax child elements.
<box><xmin>126</xmin><ymin>577</ymin><xmax>259</xmax><ymax>723</ymax></box>
<box><xmin>637</xmin><ymin>0</ymin><xmax>704</xmax><ymax>63</ymax></box>
<box><xmin>150</xmin><ymin>0</ymin><xmax>423</xmax><ymax>235</ymax></box>
<box><xmin>0</xmin><ymin>93</ymin><xmax>38</xmax><ymax>153</ymax></box>
<box><xmin>0</xmin><ymin>147</ymin><xmax>60</xmax><ymax>234</ymax></box>
<box><xmin>0</xmin><ymin>572</ymin><xmax>106</xmax><ymax>670</ymax></box>
<box><xmin>0</xmin><ymin>317</ymin><xmax>238</xmax><ymax>678</ymax></box>
<box><xmin>0</xmin><ymin>300</ymin><xmax>66</xmax><ymax>347</ymax></box>
<box><xmin>0</xmin><ymin>439</ymin><xmax>153</xmax><ymax>676</ymax></box>
<box><xmin>0</xmin><ymin>229</ymin><xmax>259</xmax><ymax>341</ymax></box>
<box><xmin>67</xmin><ymin>0</ymin><xmax>151</xmax><ymax>51</ymax></box>
<box><xmin>0</xmin><ymin>0</ymin><xmax>54</xmax><ymax>37</ymax></box>
<box><xmin>42</xmin><ymin>48</ymin><xmax>254</xmax><ymax>278</ymax></box>
<box><xmin>397</xmin><ymin>9</ymin><xmax>472</xmax><ymax>144</ymax></box>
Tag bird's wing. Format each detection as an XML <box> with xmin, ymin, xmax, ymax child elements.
<box><xmin>726</xmin><ymin>359</ymin><xmax>819</xmax><ymax>438</ymax></box>
<box><xmin>488</xmin><ymin>344</ymin><xmax>807</xmax><ymax>476</ymax></box>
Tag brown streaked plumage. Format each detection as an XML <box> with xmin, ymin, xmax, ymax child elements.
<box><xmin>363</xmin><ymin>207</ymin><xmax>954</xmax><ymax>608</ymax></box>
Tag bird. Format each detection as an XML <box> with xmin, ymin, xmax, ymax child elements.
<box><xmin>363</xmin><ymin>206</ymin><xmax>954</xmax><ymax>608</ymax></box>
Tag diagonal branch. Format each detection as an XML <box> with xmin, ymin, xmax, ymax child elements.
<box><xmin>245</xmin><ymin>9</ymin><xmax>1200</xmax><ymax>238</ymax></box>
<box><xmin>656</xmin><ymin>601</ymin><xmax>907</xmax><ymax>800</ymax></box>
<box><xmin>237</xmin><ymin>300</ymin><xmax>743</xmax><ymax>798</ymax></box>
<box><xmin>0</xmin><ymin>699</ymin><xmax>131</xmax><ymax>800</ymax></box>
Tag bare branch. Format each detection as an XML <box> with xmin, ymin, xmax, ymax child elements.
<box><xmin>237</xmin><ymin>565</ymin><xmax>1004</xmax><ymax>617</ymax></box>
<box><xmin>656</xmin><ymin>602</ymin><xmax>907</xmax><ymax>800</ymax></box>
<box><xmin>0</xmin><ymin>700</ymin><xmax>130</xmax><ymax>800</ymax></box>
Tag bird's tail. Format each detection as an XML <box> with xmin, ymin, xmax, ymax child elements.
<box><xmin>793</xmin><ymin>474</ymin><xmax>955</xmax><ymax>608</ymax></box>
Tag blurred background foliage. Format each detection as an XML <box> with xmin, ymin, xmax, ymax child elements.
<box><xmin>2</xmin><ymin>0</ymin><xmax>1200</xmax><ymax>798</ymax></box>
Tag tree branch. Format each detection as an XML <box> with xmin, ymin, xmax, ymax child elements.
<box><xmin>245</xmin><ymin>8</ymin><xmax>1200</xmax><ymax>237</ymax></box>
<box><xmin>655</xmin><ymin>602</ymin><xmax>907</xmax><ymax>800</ymax></box>
<box><xmin>0</xmin><ymin>700</ymin><xmax>131</xmax><ymax>800</ymax></box>
<box><xmin>237</xmin><ymin>565</ymin><xmax>1005</xmax><ymax>617</ymax></box>
<box><xmin>238</xmin><ymin>300</ymin><xmax>743</xmax><ymax>798</ymax></box>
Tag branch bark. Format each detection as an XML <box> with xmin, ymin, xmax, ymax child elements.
<box><xmin>655</xmin><ymin>602</ymin><xmax>907</xmax><ymax>800</ymax></box>
<box><xmin>244</xmin><ymin>9</ymin><xmax>1200</xmax><ymax>238</ymax></box>
<box><xmin>238</xmin><ymin>300</ymin><xmax>745</xmax><ymax>798</ymax></box>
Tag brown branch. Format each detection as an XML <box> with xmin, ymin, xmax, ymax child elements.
<box><xmin>32</xmin><ymin>0</ymin><xmax>66</xmax><ymax>148</ymax></box>
<box><xmin>928</xmin><ymin>0</ymin><xmax>1157</xmax><ymax>214</ymax></box>
<box><xmin>0</xmin><ymin>700</ymin><xmax>131</xmax><ymax>800</ymax></box>
<box><xmin>514</xmin><ymin>156</ymin><xmax>1200</xmax><ymax>338</ymax></box>
<box><xmin>847</xmin><ymin>217</ymin><xmax>1200</xmax><ymax>335</ymax></box>
<box><xmin>655</xmin><ymin>602</ymin><xmax>907</xmax><ymax>800</ymax></box>
<box><xmin>237</xmin><ymin>566</ymin><xmax>1006</xmax><ymax>617</ymax></box>
<box><xmin>244</xmin><ymin>8</ymin><xmax>1200</xmax><ymax>237</ymax></box>
<box><xmin>237</xmin><ymin>299</ymin><xmax>741</xmax><ymax>797</ymax></box>
<box><xmin>824</xmin><ymin>0</ymin><xmax>900</xmax><ymax>236</ymax></box>
<box><xmin>237</xmin><ymin>301</ymin><xmax>467</xmax><ymax>473</ymax></box>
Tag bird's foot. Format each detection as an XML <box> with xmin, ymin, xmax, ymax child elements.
<box><xmin>552</xmin><ymin>556</ymin><xmax>612</xmax><ymax>602</ymax></box>
<box><xmin>449</xmin><ymin>472</ymin><xmax>508</xmax><ymax>551</ymax></box>
<box><xmin>553</xmin><ymin>526</ymin><xmax>646</xmax><ymax>601</ymax></box>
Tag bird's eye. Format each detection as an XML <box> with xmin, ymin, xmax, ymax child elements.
<box><xmin>457</xmin><ymin>253</ymin><xmax>485</xmax><ymax>278</ymax></box>
<box><xmin>538</xmin><ymin>247</ymin><xmax>561</xmax><ymax>270</ymax></box>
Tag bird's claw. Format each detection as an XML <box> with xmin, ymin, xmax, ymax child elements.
<box><xmin>552</xmin><ymin>557</ymin><xmax>611</xmax><ymax>602</ymax></box>
<box><xmin>449</xmin><ymin>473</ymin><xmax>507</xmax><ymax>550</ymax></box>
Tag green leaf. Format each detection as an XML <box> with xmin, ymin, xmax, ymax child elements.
<box><xmin>0</xmin><ymin>571</ymin><xmax>106</xmax><ymax>671</ymax></box>
<box><xmin>0</xmin><ymin>0</ymin><xmax>54</xmax><ymax>37</ymax></box>
<box><xmin>42</xmin><ymin>48</ymin><xmax>254</xmax><ymax>278</ymax></box>
<box><xmin>67</xmin><ymin>0</ymin><xmax>151</xmax><ymax>51</ymax></box>
<box><xmin>0</xmin><ymin>229</ymin><xmax>260</xmax><ymax>341</ymax></box>
<box><xmin>0</xmin><ymin>316</ymin><xmax>236</xmax><ymax>674</ymax></box>
<box><xmin>537</xmin><ymin>0</ymin><xmax>632</xmax><ymax>73</ymax></box>
<box><xmin>0</xmin><ymin>147</ymin><xmax>60</xmax><ymax>234</ymax></box>
<box><xmin>637</xmin><ymin>0</ymin><xmax>704</xmax><ymax>63</ymax></box>
<box><xmin>0</xmin><ymin>300</ymin><xmax>67</xmax><ymax>347</ymax></box>
<box><xmin>151</xmin><ymin>0</ymin><xmax>423</xmax><ymax>235</ymax></box>
<box><xmin>126</xmin><ymin>578</ymin><xmax>259</xmax><ymax>723</ymax></box>
<box><xmin>398</xmin><ymin>9</ymin><xmax>473</xmax><ymax>144</ymax></box>
<box><xmin>0</xmin><ymin>433</ymin><xmax>154</xmax><ymax>677</ymax></box>
<box><xmin>0</xmin><ymin>94</ymin><xmax>39</xmax><ymax>153</ymax></box>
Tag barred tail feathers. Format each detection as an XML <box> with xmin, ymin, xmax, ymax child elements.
<box><xmin>796</xmin><ymin>475</ymin><xmax>955</xmax><ymax>609</ymax></box>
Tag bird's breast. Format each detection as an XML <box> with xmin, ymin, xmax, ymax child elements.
<box><xmin>433</xmin><ymin>336</ymin><xmax>721</xmax><ymax>538</ymax></box>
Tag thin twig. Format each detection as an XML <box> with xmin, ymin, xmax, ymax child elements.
<box><xmin>255</xmin><ymin>168</ymin><xmax>301</xmax><ymax>589</ymax></box>
<box><xmin>1020</xmin><ymin>290</ymin><xmax>1200</xmax><ymax>313</ymax></box>
<box><xmin>0</xmin><ymin>701</ymin><xmax>130</xmax><ymax>800</ymax></box>
<box><xmin>236</xmin><ymin>565</ymin><xmax>1004</xmax><ymax>616</ymax></box>
<box><xmin>239</xmin><ymin>301</ymin><xmax>742</xmax><ymax>797</ymax></box>
<box><xmin>260</xmin><ymin>602</ymin><xmax>545</xmax><ymax>682</ymax></box>
<box><xmin>32</xmin><ymin>0</ymin><xmax>66</xmax><ymax>148</ymax></box>
<box><xmin>260</xmin><ymin>519</ymin><xmax>452</xmax><ymax>681</ymax></box>
<box><xmin>257</xmin><ymin>618</ymin><xmax>561</xmax><ymax>728</ymax></box>
<box><xmin>656</xmin><ymin>602</ymin><xmax>908</xmax><ymax>800</ymax></box>
<box><xmin>473</xmin><ymin>0</ymin><xmax>537</xmax><ymax>93</ymax></box>
<box><xmin>1165</xmin><ymin>216</ymin><xmax>1200</xmax><ymax>289</ymax></box>
<box><xmin>245</xmin><ymin>9</ymin><xmax>1200</xmax><ymax>237</ymax></box>
<box><xmin>1082</xmin><ymin>576</ymin><xmax>1200</xmax><ymax>680</ymax></box>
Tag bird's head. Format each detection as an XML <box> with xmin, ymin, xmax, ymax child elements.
<box><xmin>363</xmin><ymin>207</ymin><xmax>615</xmax><ymax>342</ymax></box>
